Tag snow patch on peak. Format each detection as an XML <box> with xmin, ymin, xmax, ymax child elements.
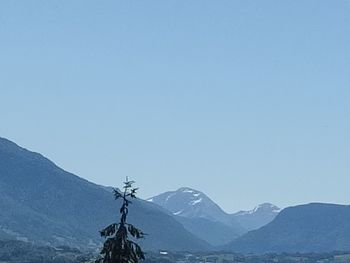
<box><xmin>257</xmin><ymin>203</ymin><xmax>281</xmax><ymax>212</ymax></box>
<box><xmin>190</xmin><ymin>198</ymin><xmax>202</xmax><ymax>206</ymax></box>
<box><xmin>236</xmin><ymin>203</ymin><xmax>281</xmax><ymax>215</ymax></box>
<box><xmin>181</xmin><ymin>188</ymin><xmax>194</xmax><ymax>193</ymax></box>
<box><xmin>173</xmin><ymin>210</ymin><xmax>183</xmax><ymax>215</ymax></box>
<box><xmin>272</xmin><ymin>206</ymin><xmax>282</xmax><ymax>213</ymax></box>
<box><xmin>165</xmin><ymin>193</ymin><xmax>176</xmax><ymax>202</ymax></box>
<box><xmin>238</xmin><ymin>209</ymin><xmax>255</xmax><ymax>215</ymax></box>
<box><xmin>178</xmin><ymin>187</ymin><xmax>202</xmax><ymax>197</ymax></box>
<box><xmin>178</xmin><ymin>187</ymin><xmax>200</xmax><ymax>193</ymax></box>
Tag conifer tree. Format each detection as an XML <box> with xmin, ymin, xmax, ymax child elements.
<box><xmin>96</xmin><ymin>178</ymin><xmax>145</xmax><ymax>263</ymax></box>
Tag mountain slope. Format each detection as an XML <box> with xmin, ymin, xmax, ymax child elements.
<box><xmin>175</xmin><ymin>217</ymin><xmax>241</xmax><ymax>247</ymax></box>
<box><xmin>147</xmin><ymin>187</ymin><xmax>231</xmax><ymax>223</ymax></box>
<box><xmin>228</xmin><ymin>203</ymin><xmax>350</xmax><ymax>253</ymax></box>
<box><xmin>147</xmin><ymin>188</ymin><xmax>281</xmax><ymax>246</ymax></box>
<box><xmin>147</xmin><ymin>188</ymin><xmax>247</xmax><ymax>246</ymax></box>
<box><xmin>231</xmin><ymin>203</ymin><xmax>281</xmax><ymax>231</ymax></box>
<box><xmin>0</xmin><ymin>137</ymin><xmax>210</xmax><ymax>251</ymax></box>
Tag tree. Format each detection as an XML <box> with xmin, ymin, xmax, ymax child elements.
<box><xmin>96</xmin><ymin>178</ymin><xmax>146</xmax><ymax>263</ymax></box>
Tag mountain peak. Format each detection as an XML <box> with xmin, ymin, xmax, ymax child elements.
<box><xmin>147</xmin><ymin>187</ymin><xmax>230</xmax><ymax>223</ymax></box>
<box><xmin>235</xmin><ymin>203</ymin><xmax>281</xmax><ymax>216</ymax></box>
<box><xmin>177</xmin><ymin>187</ymin><xmax>203</xmax><ymax>202</ymax></box>
<box><xmin>254</xmin><ymin>203</ymin><xmax>281</xmax><ymax>213</ymax></box>
<box><xmin>147</xmin><ymin>187</ymin><xmax>204</xmax><ymax>206</ymax></box>
<box><xmin>178</xmin><ymin>187</ymin><xmax>200</xmax><ymax>193</ymax></box>
<box><xmin>231</xmin><ymin>203</ymin><xmax>281</xmax><ymax>231</ymax></box>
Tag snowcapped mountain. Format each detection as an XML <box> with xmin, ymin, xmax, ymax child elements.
<box><xmin>147</xmin><ymin>187</ymin><xmax>231</xmax><ymax>224</ymax></box>
<box><xmin>235</xmin><ymin>203</ymin><xmax>281</xmax><ymax>216</ymax></box>
<box><xmin>147</xmin><ymin>187</ymin><xmax>245</xmax><ymax>246</ymax></box>
<box><xmin>231</xmin><ymin>203</ymin><xmax>281</xmax><ymax>231</ymax></box>
<box><xmin>147</xmin><ymin>188</ymin><xmax>280</xmax><ymax>231</ymax></box>
<box><xmin>147</xmin><ymin>188</ymin><xmax>281</xmax><ymax>246</ymax></box>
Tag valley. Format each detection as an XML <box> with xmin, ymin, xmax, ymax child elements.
<box><xmin>1</xmin><ymin>137</ymin><xmax>350</xmax><ymax>261</ymax></box>
<box><xmin>1</xmin><ymin>241</ymin><xmax>350</xmax><ymax>263</ymax></box>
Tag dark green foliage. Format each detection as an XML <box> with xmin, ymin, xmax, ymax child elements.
<box><xmin>97</xmin><ymin>179</ymin><xmax>145</xmax><ymax>263</ymax></box>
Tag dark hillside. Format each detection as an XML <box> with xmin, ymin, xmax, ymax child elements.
<box><xmin>0</xmin><ymin>137</ymin><xmax>210</xmax><ymax>251</ymax></box>
<box><xmin>228</xmin><ymin>203</ymin><xmax>350</xmax><ymax>253</ymax></box>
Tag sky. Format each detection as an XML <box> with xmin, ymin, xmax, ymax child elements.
<box><xmin>0</xmin><ymin>0</ymin><xmax>349</xmax><ymax>213</ymax></box>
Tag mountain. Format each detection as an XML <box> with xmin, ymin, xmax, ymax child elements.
<box><xmin>147</xmin><ymin>187</ymin><xmax>231</xmax><ymax>224</ymax></box>
<box><xmin>231</xmin><ymin>203</ymin><xmax>281</xmax><ymax>231</ymax></box>
<box><xmin>0</xmin><ymin>137</ymin><xmax>210</xmax><ymax>252</ymax></box>
<box><xmin>147</xmin><ymin>187</ymin><xmax>246</xmax><ymax>246</ymax></box>
<box><xmin>147</xmin><ymin>188</ymin><xmax>281</xmax><ymax>246</ymax></box>
<box><xmin>227</xmin><ymin>203</ymin><xmax>350</xmax><ymax>253</ymax></box>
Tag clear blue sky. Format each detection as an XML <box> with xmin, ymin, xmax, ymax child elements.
<box><xmin>1</xmin><ymin>0</ymin><xmax>349</xmax><ymax>212</ymax></box>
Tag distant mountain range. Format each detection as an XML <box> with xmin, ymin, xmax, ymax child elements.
<box><xmin>147</xmin><ymin>187</ymin><xmax>237</xmax><ymax>225</ymax></box>
<box><xmin>1</xmin><ymin>137</ymin><xmax>350</xmax><ymax>253</ymax></box>
<box><xmin>231</xmin><ymin>203</ymin><xmax>281</xmax><ymax>231</ymax></box>
<box><xmin>147</xmin><ymin>188</ymin><xmax>280</xmax><ymax>246</ymax></box>
<box><xmin>227</xmin><ymin>203</ymin><xmax>350</xmax><ymax>253</ymax></box>
<box><xmin>0</xmin><ymin>137</ymin><xmax>210</xmax><ymax>252</ymax></box>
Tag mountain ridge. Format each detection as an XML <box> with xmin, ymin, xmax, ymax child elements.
<box><xmin>227</xmin><ymin>203</ymin><xmax>350</xmax><ymax>253</ymax></box>
<box><xmin>231</xmin><ymin>203</ymin><xmax>281</xmax><ymax>231</ymax></box>
<box><xmin>0</xmin><ymin>137</ymin><xmax>211</xmax><ymax>252</ymax></box>
<box><xmin>147</xmin><ymin>187</ymin><xmax>281</xmax><ymax>246</ymax></box>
